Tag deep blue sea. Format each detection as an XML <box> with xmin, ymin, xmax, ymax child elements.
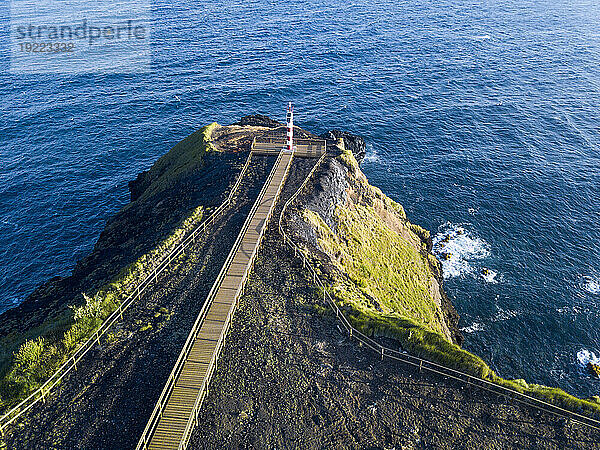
<box><xmin>1</xmin><ymin>0</ymin><xmax>599</xmax><ymax>397</ymax></box>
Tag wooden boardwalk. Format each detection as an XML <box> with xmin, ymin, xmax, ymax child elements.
<box><xmin>138</xmin><ymin>148</ymin><xmax>299</xmax><ymax>450</ymax></box>
<box><xmin>252</xmin><ymin>136</ymin><xmax>326</xmax><ymax>158</ymax></box>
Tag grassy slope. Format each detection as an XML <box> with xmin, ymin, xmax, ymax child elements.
<box><xmin>303</xmin><ymin>205</ymin><xmax>447</xmax><ymax>336</ymax></box>
<box><xmin>131</xmin><ymin>123</ymin><xmax>219</xmax><ymax>202</ymax></box>
<box><xmin>0</xmin><ymin>123</ymin><xmax>219</xmax><ymax>413</ymax></box>
<box><xmin>303</xmin><ymin>146</ymin><xmax>600</xmax><ymax>418</ymax></box>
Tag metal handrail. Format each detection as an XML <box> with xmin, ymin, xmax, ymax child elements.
<box><xmin>0</xmin><ymin>151</ymin><xmax>254</xmax><ymax>436</ymax></box>
<box><xmin>277</xmin><ymin>152</ymin><xmax>600</xmax><ymax>431</ymax></box>
<box><xmin>254</xmin><ymin>136</ymin><xmax>327</xmax><ymax>147</ymax></box>
<box><xmin>137</xmin><ymin>150</ymin><xmax>293</xmax><ymax>449</ymax></box>
<box><xmin>179</xmin><ymin>150</ymin><xmax>293</xmax><ymax>449</ymax></box>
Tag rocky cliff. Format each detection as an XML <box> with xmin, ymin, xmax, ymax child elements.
<box><xmin>1</xmin><ymin>117</ymin><xmax>597</xmax><ymax>449</ymax></box>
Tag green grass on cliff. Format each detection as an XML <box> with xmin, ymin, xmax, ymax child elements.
<box><xmin>302</xmin><ymin>206</ymin><xmax>490</xmax><ymax>377</ymax></box>
<box><xmin>303</xmin><ymin>206</ymin><xmax>447</xmax><ymax>336</ymax></box>
<box><xmin>488</xmin><ymin>374</ymin><xmax>600</xmax><ymax>418</ymax></box>
<box><xmin>0</xmin><ymin>206</ymin><xmax>205</xmax><ymax>413</ymax></box>
<box><xmin>301</xmin><ymin>147</ymin><xmax>600</xmax><ymax>419</ymax></box>
<box><xmin>134</xmin><ymin>122</ymin><xmax>219</xmax><ymax>201</ymax></box>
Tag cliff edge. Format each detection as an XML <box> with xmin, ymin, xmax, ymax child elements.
<box><xmin>1</xmin><ymin>118</ymin><xmax>598</xmax><ymax>449</ymax></box>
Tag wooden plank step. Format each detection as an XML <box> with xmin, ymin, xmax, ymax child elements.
<box><xmin>238</xmin><ymin>236</ymin><xmax>258</xmax><ymax>246</ymax></box>
<box><xmin>237</xmin><ymin>245</ymin><xmax>256</xmax><ymax>258</ymax></box>
<box><xmin>207</xmin><ymin>301</ymin><xmax>233</xmax><ymax>319</ymax></box>
<box><xmin>169</xmin><ymin>384</ymin><xmax>197</xmax><ymax>397</ymax></box>
<box><xmin>167</xmin><ymin>388</ymin><xmax>197</xmax><ymax>398</ymax></box>
<box><xmin>221</xmin><ymin>275</ymin><xmax>243</xmax><ymax>288</ymax></box>
<box><xmin>149</xmin><ymin>440</ymin><xmax>179</xmax><ymax>450</ymax></box>
<box><xmin>179</xmin><ymin>362</ymin><xmax>209</xmax><ymax>380</ymax></box>
<box><xmin>241</xmin><ymin>236</ymin><xmax>260</xmax><ymax>246</ymax></box>
<box><xmin>242</xmin><ymin>234</ymin><xmax>261</xmax><ymax>243</ymax></box>
<box><xmin>261</xmin><ymin>196</ymin><xmax>276</xmax><ymax>205</ymax></box>
<box><xmin>187</xmin><ymin>351</ymin><xmax>215</xmax><ymax>364</ymax></box>
<box><xmin>215</xmin><ymin>284</ymin><xmax>240</xmax><ymax>297</ymax></box>
<box><xmin>167</xmin><ymin>394</ymin><xmax>197</xmax><ymax>405</ymax></box>
<box><xmin>166</xmin><ymin>388</ymin><xmax>197</xmax><ymax>398</ymax></box>
<box><xmin>249</xmin><ymin>217</ymin><xmax>266</xmax><ymax>228</ymax></box>
<box><xmin>160</xmin><ymin>407</ymin><xmax>192</xmax><ymax>421</ymax></box>
<box><xmin>254</xmin><ymin>204</ymin><xmax>272</xmax><ymax>215</ymax></box>
<box><xmin>180</xmin><ymin>360</ymin><xmax>208</xmax><ymax>372</ymax></box>
<box><xmin>216</xmin><ymin>286</ymin><xmax>238</xmax><ymax>298</ymax></box>
<box><xmin>235</xmin><ymin>246</ymin><xmax>255</xmax><ymax>257</ymax></box>
<box><xmin>153</xmin><ymin>428</ymin><xmax>186</xmax><ymax>442</ymax></box>
<box><xmin>232</xmin><ymin>252</ymin><xmax>251</xmax><ymax>265</ymax></box>
<box><xmin>213</xmin><ymin>290</ymin><xmax>235</xmax><ymax>305</ymax></box>
<box><xmin>229</xmin><ymin>261</ymin><xmax>248</xmax><ymax>270</ymax></box>
<box><xmin>205</xmin><ymin>309</ymin><xmax>229</xmax><ymax>325</ymax></box>
<box><xmin>154</xmin><ymin>424</ymin><xmax>187</xmax><ymax>434</ymax></box>
<box><xmin>176</xmin><ymin>379</ymin><xmax>204</xmax><ymax>390</ymax></box>
<box><xmin>199</xmin><ymin>319</ymin><xmax>226</xmax><ymax>331</ymax></box>
<box><xmin>149</xmin><ymin>439</ymin><xmax>181</xmax><ymax>449</ymax></box>
<box><xmin>152</xmin><ymin>429</ymin><xmax>186</xmax><ymax>443</ymax></box>
<box><xmin>227</xmin><ymin>266</ymin><xmax>246</xmax><ymax>277</ymax></box>
<box><xmin>204</xmin><ymin>308</ymin><xmax>227</xmax><ymax>327</ymax></box>
<box><xmin>245</xmin><ymin>224</ymin><xmax>263</xmax><ymax>236</ymax></box>
<box><xmin>255</xmin><ymin>205</ymin><xmax>273</xmax><ymax>215</ymax></box>
<box><xmin>186</xmin><ymin>352</ymin><xmax>214</xmax><ymax>364</ymax></box>
<box><xmin>155</xmin><ymin>420</ymin><xmax>187</xmax><ymax>435</ymax></box>
<box><xmin>198</xmin><ymin>320</ymin><xmax>226</xmax><ymax>340</ymax></box>
<box><xmin>188</xmin><ymin>340</ymin><xmax>217</xmax><ymax>355</ymax></box>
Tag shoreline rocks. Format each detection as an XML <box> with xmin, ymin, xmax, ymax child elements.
<box><xmin>587</xmin><ymin>362</ymin><xmax>600</xmax><ymax>379</ymax></box>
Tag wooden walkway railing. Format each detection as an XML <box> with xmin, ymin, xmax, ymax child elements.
<box><xmin>0</xmin><ymin>151</ymin><xmax>254</xmax><ymax>437</ymax></box>
<box><xmin>252</xmin><ymin>136</ymin><xmax>326</xmax><ymax>158</ymax></box>
<box><xmin>137</xmin><ymin>149</ymin><xmax>295</xmax><ymax>450</ymax></box>
<box><xmin>277</xmin><ymin>151</ymin><xmax>600</xmax><ymax>433</ymax></box>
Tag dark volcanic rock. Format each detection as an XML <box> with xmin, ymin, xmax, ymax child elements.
<box><xmin>0</xmin><ymin>151</ymin><xmax>243</xmax><ymax>373</ymax></box>
<box><xmin>128</xmin><ymin>170</ymin><xmax>150</xmax><ymax>202</ymax></box>
<box><xmin>301</xmin><ymin>158</ymin><xmax>347</xmax><ymax>231</ymax></box>
<box><xmin>588</xmin><ymin>362</ymin><xmax>600</xmax><ymax>378</ymax></box>
<box><xmin>321</xmin><ymin>129</ymin><xmax>366</xmax><ymax>164</ymax></box>
<box><xmin>235</xmin><ymin>115</ymin><xmax>282</xmax><ymax>128</ymax></box>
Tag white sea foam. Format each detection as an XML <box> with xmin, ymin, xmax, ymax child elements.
<box><xmin>482</xmin><ymin>268</ymin><xmax>498</xmax><ymax>284</ymax></box>
<box><xmin>472</xmin><ymin>34</ymin><xmax>491</xmax><ymax>41</ymax></box>
<box><xmin>557</xmin><ymin>305</ymin><xmax>583</xmax><ymax>315</ymax></box>
<box><xmin>582</xmin><ymin>275</ymin><xmax>600</xmax><ymax>294</ymax></box>
<box><xmin>432</xmin><ymin>223</ymin><xmax>490</xmax><ymax>279</ymax></box>
<box><xmin>363</xmin><ymin>143</ymin><xmax>379</xmax><ymax>163</ymax></box>
<box><xmin>491</xmin><ymin>307</ymin><xmax>518</xmax><ymax>322</ymax></box>
<box><xmin>577</xmin><ymin>349</ymin><xmax>600</xmax><ymax>368</ymax></box>
<box><xmin>0</xmin><ymin>218</ymin><xmax>17</xmax><ymax>229</ymax></box>
<box><xmin>461</xmin><ymin>322</ymin><xmax>485</xmax><ymax>333</ymax></box>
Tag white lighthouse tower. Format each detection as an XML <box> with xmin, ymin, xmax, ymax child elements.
<box><xmin>286</xmin><ymin>102</ymin><xmax>294</xmax><ymax>152</ymax></box>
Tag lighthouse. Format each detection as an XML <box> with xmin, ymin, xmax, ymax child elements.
<box><xmin>286</xmin><ymin>102</ymin><xmax>294</xmax><ymax>152</ymax></box>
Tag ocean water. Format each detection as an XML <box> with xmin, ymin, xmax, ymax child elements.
<box><xmin>1</xmin><ymin>0</ymin><xmax>599</xmax><ymax>397</ymax></box>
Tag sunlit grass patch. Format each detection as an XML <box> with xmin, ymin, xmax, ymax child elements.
<box><xmin>0</xmin><ymin>205</ymin><xmax>205</xmax><ymax>413</ymax></box>
<box><xmin>301</xmin><ymin>149</ymin><xmax>600</xmax><ymax>420</ymax></box>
